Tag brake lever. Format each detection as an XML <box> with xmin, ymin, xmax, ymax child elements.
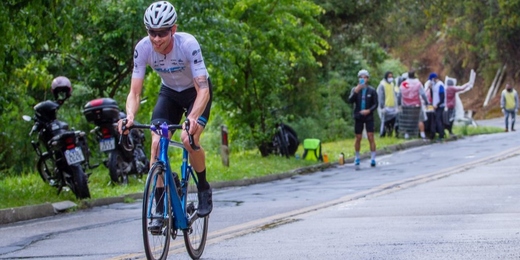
<box><xmin>184</xmin><ymin>119</ymin><xmax>200</xmax><ymax>151</ymax></box>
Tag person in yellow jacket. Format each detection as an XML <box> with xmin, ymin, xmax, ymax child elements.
<box><xmin>377</xmin><ymin>71</ymin><xmax>399</xmax><ymax>137</ymax></box>
<box><xmin>500</xmin><ymin>83</ymin><xmax>519</xmax><ymax>132</ymax></box>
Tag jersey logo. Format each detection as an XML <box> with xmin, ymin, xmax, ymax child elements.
<box><xmin>134</xmin><ymin>50</ymin><xmax>138</xmax><ymax>59</ymax></box>
<box><xmin>155</xmin><ymin>66</ymin><xmax>185</xmax><ymax>73</ymax></box>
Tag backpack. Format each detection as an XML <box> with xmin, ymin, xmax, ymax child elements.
<box><xmin>302</xmin><ymin>138</ymin><xmax>323</xmax><ymax>161</ymax></box>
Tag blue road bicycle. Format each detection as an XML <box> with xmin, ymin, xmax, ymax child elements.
<box><xmin>121</xmin><ymin>119</ymin><xmax>208</xmax><ymax>260</ymax></box>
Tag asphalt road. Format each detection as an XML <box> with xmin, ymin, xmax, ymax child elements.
<box><xmin>2</xmin><ymin>117</ymin><xmax>519</xmax><ymax>260</ymax></box>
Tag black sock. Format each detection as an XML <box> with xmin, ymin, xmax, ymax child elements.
<box><xmin>196</xmin><ymin>169</ymin><xmax>210</xmax><ymax>191</ymax></box>
<box><xmin>155</xmin><ymin>187</ymin><xmax>164</xmax><ymax>213</ymax></box>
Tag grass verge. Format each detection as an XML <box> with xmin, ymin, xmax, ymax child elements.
<box><xmin>0</xmin><ymin>124</ymin><xmax>502</xmax><ymax>209</ymax></box>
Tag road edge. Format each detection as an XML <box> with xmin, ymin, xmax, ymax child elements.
<box><xmin>0</xmin><ymin>137</ymin><xmax>443</xmax><ymax>225</ymax></box>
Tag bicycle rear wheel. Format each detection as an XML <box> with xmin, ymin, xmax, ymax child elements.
<box><xmin>183</xmin><ymin>171</ymin><xmax>209</xmax><ymax>259</ymax></box>
<box><xmin>278</xmin><ymin>131</ymin><xmax>290</xmax><ymax>158</ymax></box>
<box><xmin>142</xmin><ymin>163</ymin><xmax>171</xmax><ymax>260</ymax></box>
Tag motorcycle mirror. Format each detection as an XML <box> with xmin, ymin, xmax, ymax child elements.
<box><xmin>22</xmin><ymin>115</ymin><xmax>32</xmax><ymax>122</ymax></box>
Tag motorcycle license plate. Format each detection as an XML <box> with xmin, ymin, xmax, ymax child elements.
<box><xmin>99</xmin><ymin>138</ymin><xmax>115</xmax><ymax>152</ymax></box>
<box><xmin>65</xmin><ymin>147</ymin><xmax>85</xmax><ymax>165</ymax></box>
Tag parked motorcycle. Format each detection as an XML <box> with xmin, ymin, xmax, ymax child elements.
<box><xmin>25</xmin><ymin>77</ymin><xmax>91</xmax><ymax>199</ymax></box>
<box><xmin>83</xmin><ymin>98</ymin><xmax>149</xmax><ymax>184</ymax></box>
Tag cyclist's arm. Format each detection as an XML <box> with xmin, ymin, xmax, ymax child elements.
<box><xmin>187</xmin><ymin>76</ymin><xmax>210</xmax><ymax>131</ymax></box>
<box><xmin>126</xmin><ymin>78</ymin><xmax>144</xmax><ymax>124</ymax></box>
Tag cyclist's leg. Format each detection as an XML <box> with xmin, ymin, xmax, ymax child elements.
<box><xmin>149</xmin><ymin>86</ymin><xmax>184</xmax><ymax>229</ymax></box>
<box><xmin>182</xmin><ymin>81</ymin><xmax>213</xmax><ymax>217</ymax></box>
<box><xmin>366</xmin><ymin>119</ymin><xmax>377</xmax><ymax>166</ymax></box>
<box><xmin>151</xmin><ymin>86</ymin><xmax>185</xmax><ymax>165</ymax></box>
<box><xmin>354</xmin><ymin>119</ymin><xmax>363</xmax><ymax>165</ymax></box>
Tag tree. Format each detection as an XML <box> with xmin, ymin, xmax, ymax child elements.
<box><xmin>0</xmin><ymin>1</ymin><xmax>99</xmax><ymax>174</ymax></box>
<box><xmin>205</xmin><ymin>0</ymin><xmax>330</xmax><ymax>156</ymax></box>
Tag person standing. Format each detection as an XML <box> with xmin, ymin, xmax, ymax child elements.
<box><xmin>348</xmin><ymin>69</ymin><xmax>378</xmax><ymax>167</ymax></box>
<box><xmin>398</xmin><ymin>70</ymin><xmax>429</xmax><ymax>140</ymax></box>
<box><xmin>445</xmin><ymin>79</ymin><xmax>471</xmax><ymax>136</ymax></box>
<box><xmin>377</xmin><ymin>71</ymin><xmax>399</xmax><ymax>137</ymax></box>
<box><xmin>119</xmin><ymin>1</ymin><xmax>213</xmax><ymax>231</ymax></box>
<box><xmin>429</xmin><ymin>73</ymin><xmax>446</xmax><ymax>141</ymax></box>
<box><xmin>500</xmin><ymin>83</ymin><xmax>519</xmax><ymax>132</ymax></box>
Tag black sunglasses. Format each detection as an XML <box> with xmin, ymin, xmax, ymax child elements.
<box><xmin>147</xmin><ymin>28</ymin><xmax>172</xmax><ymax>38</ymax></box>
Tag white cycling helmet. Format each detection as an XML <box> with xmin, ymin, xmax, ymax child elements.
<box><xmin>143</xmin><ymin>1</ymin><xmax>177</xmax><ymax>29</ymax></box>
<box><xmin>357</xmin><ymin>69</ymin><xmax>370</xmax><ymax>78</ymax></box>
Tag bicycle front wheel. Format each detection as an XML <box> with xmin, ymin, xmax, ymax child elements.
<box><xmin>142</xmin><ymin>163</ymin><xmax>171</xmax><ymax>260</ymax></box>
<box><xmin>183</xmin><ymin>173</ymin><xmax>209</xmax><ymax>259</ymax></box>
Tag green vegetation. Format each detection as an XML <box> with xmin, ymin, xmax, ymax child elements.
<box><xmin>0</xmin><ymin>1</ymin><xmax>515</xmax><ymax>210</ymax></box>
<box><xmin>0</xmin><ymin>124</ymin><xmax>502</xmax><ymax>210</ymax></box>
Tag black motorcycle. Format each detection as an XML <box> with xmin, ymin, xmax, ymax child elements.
<box><xmin>83</xmin><ymin>98</ymin><xmax>149</xmax><ymax>184</ymax></box>
<box><xmin>25</xmin><ymin>100</ymin><xmax>91</xmax><ymax>199</ymax></box>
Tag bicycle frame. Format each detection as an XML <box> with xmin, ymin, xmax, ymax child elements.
<box><xmin>127</xmin><ymin>119</ymin><xmax>208</xmax><ymax>260</ymax></box>
<box><xmin>147</xmin><ymin>122</ymin><xmax>199</xmax><ymax>230</ymax></box>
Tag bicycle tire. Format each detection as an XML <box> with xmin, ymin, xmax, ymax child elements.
<box><xmin>281</xmin><ymin>124</ymin><xmax>299</xmax><ymax>156</ymax></box>
<box><xmin>142</xmin><ymin>163</ymin><xmax>171</xmax><ymax>260</ymax></box>
<box><xmin>183</xmin><ymin>170</ymin><xmax>209</xmax><ymax>259</ymax></box>
<box><xmin>278</xmin><ymin>131</ymin><xmax>290</xmax><ymax>158</ymax></box>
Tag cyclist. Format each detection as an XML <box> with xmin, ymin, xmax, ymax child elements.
<box><xmin>347</xmin><ymin>69</ymin><xmax>379</xmax><ymax>167</ymax></box>
<box><xmin>119</xmin><ymin>1</ymin><xmax>213</xmax><ymax>228</ymax></box>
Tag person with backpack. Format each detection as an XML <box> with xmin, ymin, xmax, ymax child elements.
<box><xmin>500</xmin><ymin>83</ymin><xmax>519</xmax><ymax>132</ymax></box>
<box><xmin>348</xmin><ymin>69</ymin><xmax>379</xmax><ymax>167</ymax></box>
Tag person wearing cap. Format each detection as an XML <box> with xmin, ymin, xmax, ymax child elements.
<box><xmin>500</xmin><ymin>83</ymin><xmax>519</xmax><ymax>132</ymax></box>
<box><xmin>398</xmin><ymin>70</ymin><xmax>429</xmax><ymax>140</ymax></box>
<box><xmin>119</xmin><ymin>1</ymin><xmax>213</xmax><ymax>229</ymax></box>
<box><xmin>445</xmin><ymin>79</ymin><xmax>472</xmax><ymax>136</ymax></box>
<box><xmin>377</xmin><ymin>71</ymin><xmax>399</xmax><ymax>137</ymax></box>
<box><xmin>347</xmin><ymin>69</ymin><xmax>379</xmax><ymax>167</ymax></box>
<box><xmin>429</xmin><ymin>72</ymin><xmax>445</xmax><ymax>141</ymax></box>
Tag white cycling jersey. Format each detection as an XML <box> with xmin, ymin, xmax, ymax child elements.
<box><xmin>132</xmin><ymin>32</ymin><xmax>209</xmax><ymax>92</ymax></box>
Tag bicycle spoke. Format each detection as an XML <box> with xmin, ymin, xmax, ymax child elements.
<box><xmin>142</xmin><ymin>164</ymin><xmax>171</xmax><ymax>260</ymax></box>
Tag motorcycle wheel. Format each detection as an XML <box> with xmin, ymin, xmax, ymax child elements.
<box><xmin>108</xmin><ymin>150</ymin><xmax>128</xmax><ymax>184</ymax></box>
<box><xmin>69</xmin><ymin>165</ymin><xmax>91</xmax><ymax>199</ymax></box>
<box><xmin>36</xmin><ymin>154</ymin><xmax>58</xmax><ymax>186</ymax></box>
<box><xmin>134</xmin><ymin>146</ymin><xmax>150</xmax><ymax>178</ymax></box>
